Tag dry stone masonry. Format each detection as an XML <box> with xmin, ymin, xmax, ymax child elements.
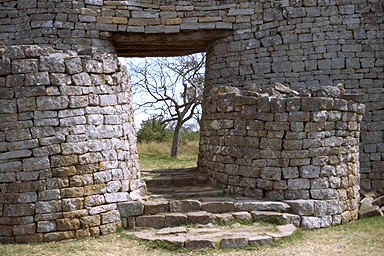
<box><xmin>0</xmin><ymin>0</ymin><xmax>383</xmax><ymax>243</ymax></box>
<box><xmin>0</xmin><ymin>45</ymin><xmax>144</xmax><ymax>243</ymax></box>
<box><xmin>199</xmin><ymin>84</ymin><xmax>365</xmax><ymax>225</ymax></box>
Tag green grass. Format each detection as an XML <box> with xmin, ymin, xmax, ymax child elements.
<box><xmin>1</xmin><ymin>217</ymin><xmax>384</xmax><ymax>255</ymax></box>
<box><xmin>214</xmin><ymin>218</ymin><xmax>255</xmax><ymax>226</ymax></box>
<box><xmin>137</xmin><ymin>140</ymin><xmax>199</xmax><ymax>170</ymax></box>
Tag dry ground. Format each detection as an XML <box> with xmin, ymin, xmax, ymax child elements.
<box><xmin>1</xmin><ymin>216</ymin><xmax>383</xmax><ymax>256</ymax></box>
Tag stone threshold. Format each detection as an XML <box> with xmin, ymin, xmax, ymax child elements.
<box><xmin>126</xmin><ymin>223</ymin><xmax>297</xmax><ymax>251</ymax></box>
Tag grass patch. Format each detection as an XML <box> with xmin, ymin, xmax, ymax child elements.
<box><xmin>1</xmin><ymin>216</ymin><xmax>384</xmax><ymax>255</ymax></box>
<box><xmin>137</xmin><ymin>140</ymin><xmax>199</xmax><ymax>170</ymax></box>
<box><xmin>262</xmin><ymin>216</ymin><xmax>288</xmax><ymax>226</ymax></box>
<box><xmin>214</xmin><ymin>218</ymin><xmax>254</xmax><ymax>226</ymax></box>
<box><xmin>145</xmin><ymin>240</ymin><xmax>185</xmax><ymax>253</ymax></box>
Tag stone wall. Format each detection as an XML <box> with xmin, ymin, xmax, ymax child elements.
<box><xmin>0</xmin><ymin>0</ymin><xmax>383</xmax><ymax>193</ymax></box>
<box><xmin>0</xmin><ymin>45</ymin><xmax>144</xmax><ymax>243</ymax></box>
<box><xmin>0</xmin><ymin>0</ymin><xmax>383</xmax><ymax>243</ymax></box>
<box><xmin>199</xmin><ymin>86</ymin><xmax>364</xmax><ymax>225</ymax></box>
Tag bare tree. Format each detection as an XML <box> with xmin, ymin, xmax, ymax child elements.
<box><xmin>129</xmin><ymin>53</ymin><xmax>205</xmax><ymax>157</ymax></box>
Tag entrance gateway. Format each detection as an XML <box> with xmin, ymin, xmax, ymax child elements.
<box><xmin>0</xmin><ymin>0</ymin><xmax>383</xmax><ymax>243</ymax></box>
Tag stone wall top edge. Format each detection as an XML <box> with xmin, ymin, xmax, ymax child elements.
<box><xmin>0</xmin><ymin>44</ymin><xmax>115</xmax><ymax>58</ymax></box>
<box><xmin>206</xmin><ymin>88</ymin><xmax>365</xmax><ymax>114</ymax></box>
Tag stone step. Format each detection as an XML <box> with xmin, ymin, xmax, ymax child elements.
<box><xmin>142</xmin><ymin>168</ymin><xmax>209</xmax><ymax>189</ymax></box>
<box><xmin>139</xmin><ymin>199</ymin><xmax>291</xmax><ymax>215</ymax></box>
<box><xmin>126</xmin><ymin>223</ymin><xmax>297</xmax><ymax>251</ymax></box>
<box><xmin>119</xmin><ymin>199</ymin><xmax>298</xmax><ymax>230</ymax></box>
<box><xmin>133</xmin><ymin>210</ymin><xmax>300</xmax><ymax>229</ymax></box>
<box><xmin>145</xmin><ymin>175</ymin><xmax>209</xmax><ymax>188</ymax></box>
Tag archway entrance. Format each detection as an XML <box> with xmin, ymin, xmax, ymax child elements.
<box><xmin>112</xmin><ymin>30</ymin><xmax>232</xmax><ymax>57</ymax></box>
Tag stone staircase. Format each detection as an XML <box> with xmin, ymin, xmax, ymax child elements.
<box><xmin>118</xmin><ymin>168</ymin><xmax>301</xmax><ymax>251</ymax></box>
<box><xmin>142</xmin><ymin>167</ymin><xmax>226</xmax><ymax>199</ymax></box>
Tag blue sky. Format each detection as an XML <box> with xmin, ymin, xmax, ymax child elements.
<box><xmin>119</xmin><ymin>57</ymin><xmax>149</xmax><ymax>129</ymax></box>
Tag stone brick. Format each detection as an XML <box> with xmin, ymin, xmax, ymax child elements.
<box><xmin>186</xmin><ymin>211</ymin><xmax>214</xmax><ymax>225</ymax></box>
<box><xmin>13</xmin><ymin>223</ymin><xmax>36</xmax><ymax>235</ymax></box>
<box><xmin>39</xmin><ymin>54</ymin><xmax>66</xmax><ymax>72</ymax></box>
<box><xmin>23</xmin><ymin>156</ymin><xmax>50</xmax><ymax>172</ymax></box>
<box><xmin>61</xmin><ymin>187</ymin><xmax>84</xmax><ymax>198</ymax></box>
<box><xmin>96</xmin><ymin>203</ymin><xmax>119</xmax><ymax>226</ymax></box>
<box><xmin>300</xmin><ymin>165</ymin><xmax>320</xmax><ymax>178</ymax></box>
<box><xmin>0</xmin><ymin>59</ymin><xmax>11</xmax><ymax>75</ymax></box>
<box><xmin>37</xmin><ymin>221</ymin><xmax>57</xmax><ymax>233</ymax></box>
<box><xmin>12</xmin><ymin>59</ymin><xmax>38</xmax><ymax>74</ymax></box>
<box><xmin>62</xmin><ymin>198</ymin><xmax>84</xmax><ymax>212</ymax></box>
<box><xmin>260</xmin><ymin>167</ymin><xmax>281</xmax><ymax>180</ymax></box>
<box><xmin>220</xmin><ymin>237</ymin><xmax>248</xmax><ymax>249</ymax></box>
<box><xmin>136</xmin><ymin>215</ymin><xmax>165</xmax><ymax>229</ymax></box>
<box><xmin>164</xmin><ymin>213</ymin><xmax>187</xmax><ymax>227</ymax></box>
<box><xmin>201</xmin><ymin>201</ymin><xmax>234</xmax><ymax>213</ymax></box>
<box><xmin>301</xmin><ymin>216</ymin><xmax>321</xmax><ymax>229</ymax></box>
<box><xmin>80</xmin><ymin>215</ymin><xmax>101</xmax><ymax>228</ymax></box>
<box><xmin>285</xmin><ymin>200</ymin><xmax>314</xmax><ymax>215</ymax></box>
<box><xmin>169</xmin><ymin>200</ymin><xmax>201</xmax><ymax>212</ymax></box>
<box><xmin>143</xmin><ymin>201</ymin><xmax>169</xmax><ymax>215</ymax></box>
<box><xmin>3</xmin><ymin>204</ymin><xmax>35</xmax><ymax>217</ymax></box>
<box><xmin>36</xmin><ymin>201</ymin><xmax>62</xmax><ymax>214</ymax></box>
<box><xmin>43</xmin><ymin>231</ymin><xmax>76</xmax><ymax>242</ymax></box>
<box><xmin>118</xmin><ymin>201</ymin><xmax>144</xmax><ymax>217</ymax></box>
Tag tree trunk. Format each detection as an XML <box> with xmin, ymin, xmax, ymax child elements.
<box><xmin>170</xmin><ymin>123</ymin><xmax>182</xmax><ymax>157</ymax></box>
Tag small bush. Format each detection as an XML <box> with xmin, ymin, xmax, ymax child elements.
<box><xmin>179</xmin><ymin>131</ymin><xmax>200</xmax><ymax>144</ymax></box>
<box><xmin>137</xmin><ymin>116</ymin><xmax>172</xmax><ymax>143</ymax></box>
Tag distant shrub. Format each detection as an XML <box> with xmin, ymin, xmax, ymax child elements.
<box><xmin>180</xmin><ymin>131</ymin><xmax>200</xmax><ymax>144</ymax></box>
<box><xmin>137</xmin><ymin>117</ymin><xmax>200</xmax><ymax>144</ymax></box>
<box><xmin>137</xmin><ymin>117</ymin><xmax>173</xmax><ymax>143</ymax></box>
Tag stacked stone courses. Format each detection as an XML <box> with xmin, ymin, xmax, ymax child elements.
<box><xmin>0</xmin><ymin>0</ymin><xmax>383</xmax><ymax>243</ymax></box>
<box><xmin>0</xmin><ymin>45</ymin><xmax>144</xmax><ymax>243</ymax></box>
<box><xmin>199</xmin><ymin>88</ymin><xmax>364</xmax><ymax>225</ymax></box>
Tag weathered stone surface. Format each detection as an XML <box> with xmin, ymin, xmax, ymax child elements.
<box><xmin>301</xmin><ymin>217</ymin><xmax>321</xmax><ymax>229</ymax></box>
<box><xmin>143</xmin><ymin>201</ymin><xmax>169</xmax><ymax>215</ymax></box>
<box><xmin>37</xmin><ymin>221</ymin><xmax>57</xmax><ymax>233</ymax></box>
<box><xmin>285</xmin><ymin>200</ymin><xmax>314</xmax><ymax>216</ymax></box>
<box><xmin>185</xmin><ymin>238</ymin><xmax>215</xmax><ymax>251</ymax></box>
<box><xmin>214</xmin><ymin>213</ymin><xmax>234</xmax><ymax>222</ymax></box>
<box><xmin>57</xmin><ymin>218</ymin><xmax>80</xmax><ymax>231</ymax></box>
<box><xmin>136</xmin><ymin>215</ymin><xmax>165</xmax><ymax>229</ymax></box>
<box><xmin>0</xmin><ymin>0</ymin><xmax>376</xmax><ymax>243</ymax></box>
<box><xmin>372</xmin><ymin>196</ymin><xmax>384</xmax><ymax>207</ymax></box>
<box><xmin>13</xmin><ymin>223</ymin><xmax>36</xmax><ymax>236</ymax></box>
<box><xmin>165</xmin><ymin>213</ymin><xmax>187</xmax><ymax>227</ymax></box>
<box><xmin>156</xmin><ymin>236</ymin><xmax>186</xmax><ymax>248</ymax></box>
<box><xmin>80</xmin><ymin>215</ymin><xmax>101</xmax><ymax>228</ymax></box>
<box><xmin>101</xmin><ymin>210</ymin><xmax>121</xmax><ymax>224</ymax></box>
<box><xmin>3</xmin><ymin>204</ymin><xmax>35</xmax><ymax>217</ymax></box>
<box><xmin>311</xmin><ymin>86</ymin><xmax>340</xmax><ymax>98</ymax></box>
<box><xmin>248</xmin><ymin>235</ymin><xmax>273</xmax><ymax>245</ymax></box>
<box><xmin>232</xmin><ymin>212</ymin><xmax>252</xmax><ymax>220</ymax></box>
<box><xmin>201</xmin><ymin>201</ymin><xmax>234</xmax><ymax>213</ymax></box>
<box><xmin>234</xmin><ymin>201</ymin><xmax>289</xmax><ymax>212</ymax></box>
<box><xmin>170</xmin><ymin>200</ymin><xmax>201</xmax><ymax>212</ymax></box>
<box><xmin>43</xmin><ymin>231</ymin><xmax>76</xmax><ymax>242</ymax></box>
<box><xmin>118</xmin><ymin>201</ymin><xmax>144</xmax><ymax>217</ymax></box>
<box><xmin>186</xmin><ymin>211</ymin><xmax>214</xmax><ymax>225</ymax></box>
<box><xmin>359</xmin><ymin>205</ymin><xmax>383</xmax><ymax>219</ymax></box>
<box><xmin>62</xmin><ymin>198</ymin><xmax>84</xmax><ymax>212</ymax></box>
<box><xmin>156</xmin><ymin>227</ymin><xmax>187</xmax><ymax>235</ymax></box>
<box><xmin>220</xmin><ymin>237</ymin><xmax>248</xmax><ymax>249</ymax></box>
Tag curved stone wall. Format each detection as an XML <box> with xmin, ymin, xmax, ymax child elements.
<box><xmin>199</xmin><ymin>87</ymin><xmax>364</xmax><ymax>225</ymax></box>
<box><xmin>0</xmin><ymin>45</ymin><xmax>144</xmax><ymax>243</ymax></box>
<box><xmin>0</xmin><ymin>0</ymin><xmax>383</xmax><ymax>193</ymax></box>
<box><xmin>0</xmin><ymin>0</ymin><xmax>383</xmax><ymax>243</ymax></box>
